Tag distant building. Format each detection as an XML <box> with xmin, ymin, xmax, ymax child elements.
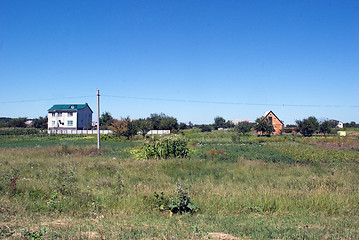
<box><xmin>260</xmin><ymin>110</ymin><xmax>284</xmax><ymax>135</ymax></box>
<box><xmin>337</xmin><ymin>121</ymin><xmax>344</xmax><ymax>129</ymax></box>
<box><xmin>48</xmin><ymin>103</ymin><xmax>93</xmax><ymax>130</ymax></box>
<box><xmin>231</xmin><ymin>119</ymin><xmax>251</xmax><ymax>125</ymax></box>
<box><xmin>25</xmin><ymin>120</ymin><xmax>33</xmax><ymax>126</ymax></box>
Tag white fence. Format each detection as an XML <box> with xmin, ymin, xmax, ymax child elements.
<box><xmin>147</xmin><ymin>130</ymin><xmax>170</xmax><ymax>135</ymax></box>
<box><xmin>47</xmin><ymin>130</ymin><xmax>113</xmax><ymax>134</ymax></box>
<box><xmin>47</xmin><ymin>129</ymin><xmax>170</xmax><ymax>135</ymax></box>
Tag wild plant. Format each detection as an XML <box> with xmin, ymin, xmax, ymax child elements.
<box><xmin>21</xmin><ymin>228</ymin><xmax>47</xmax><ymax>240</ymax></box>
<box><xmin>154</xmin><ymin>182</ymin><xmax>199</xmax><ymax>214</ymax></box>
<box><xmin>0</xmin><ymin>167</ymin><xmax>20</xmax><ymax>196</ymax></box>
<box><xmin>52</xmin><ymin>162</ymin><xmax>78</xmax><ymax>195</ymax></box>
<box><xmin>46</xmin><ymin>191</ymin><xmax>63</xmax><ymax>213</ymax></box>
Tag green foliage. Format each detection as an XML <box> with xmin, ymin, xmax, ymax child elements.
<box><xmin>32</xmin><ymin>116</ymin><xmax>48</xmax><ymax>129</ymax></box>
<box><xmin>214</xmin><ymin>116</ymin><xmax>226</xmax><ymax>129</ymax></box>
<box><xmin>296</xmin><ymin>116</ymin><xmax>319</xmax><ymax>137</ymax></box>
<box><xmin>148</xmin><ymin>113</ymin><xmax>179</xmax><ymax>131</ymax></box>
<box><xmin>109</xmin><ymin>117</ymin><xmax>139</xmax><ymax>139</ymax></box>
<box><xmin>136</xmin><ymin>118</ymin><xmax>151</xmax><ymax>137</ymax></box>
<box><xmin>7</xmin><ymin>117</ymin><xmax>27</xmax><ymax>128</ymax></box>
<box><xmin>269</xmin><ymin>142</ymin><xmax>359</xmax><ymax>163</ymax></box>
<box><xmin>319</xmin><ymin>120</ymin><xmax>332</xmax><ymax>135</ymax></box>
<box><xmin>142</xmin><ymin>135</ymin><xmax>189</xmax><ymax>159</ymax></box>
<box><xmin>0</xmin><ymin>128</ymin><xmax>42</xmax><ymax>135</ymax></box>
<box><xmin>99</xmin><ymin>112</ymin><xmax>114</xmax><ymax>130</ymax></box>
<box><xmin>53</xmin><ymin>163</ymin><xmax>78</xmax><ymax>195</ymax></box>
<box><xmin>344</xmin><ymin>121</ymin><xmax>359</xmax><ymax>128</ymax></box>
<box><xmin>154</xmin><ymin>183</ymin><xmax>199</xmax><ymax>214</ymax></box>
<box><xmin>0</xmin><ymin>167</ymin><xmax>19</xmax><ymax>196</ymax></box>
<box><xmin>197</xmin><ymin>124</ymin><xmax>213</xmax><ymax>132</ymax></box>
<box><xmin>254</xmin><ymin>117</ymin><xmax>275</xmax><ymax>136</ymax></box>
<box><xmin>1</xmin><ymin>134</ymin><xmax>359</xmax><ymax>238</ymax></box>
<box><xmin>235</xmin><ymin>121</ymin><xmax>253</xmax><ymax>135</ymax></box>
<box><xmin>0</xmin><ymin>225</ymin><xmax>14</xmax><ymax>238</ymax></box>
<box><xmin>21</xmin><ymin>228</ymin><xmax>47</xmax><ymax>240</ymax></box>
<box><xmin>196</xmin><ymin>143</ymin><xmax>295</xmax><ymax>163</ymax></box>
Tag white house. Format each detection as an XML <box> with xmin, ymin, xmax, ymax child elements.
<box><xmin>48</xmin><ymin>103</ymin><xmax>93</xmax><ymax>130</ymax></box>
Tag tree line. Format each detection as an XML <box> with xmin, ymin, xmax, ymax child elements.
<box><xmin>1</xmin><ymin>113</ymin><xmax>358</xmax><ymax>138</ymax></box>
<box><xmin>0</xmin><ymin>117</ymin><xmax>48</xmax><ymax>129</ymax></box>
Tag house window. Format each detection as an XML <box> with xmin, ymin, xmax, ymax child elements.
<box><xmin>52</xmin><ymin>113</ymin><xmax>55</xmax><ymax>117</ymax></box>
<box><xmin>68</xmin><ymin>121</ymin><xmax>73</xmax><ymax>126</ymax></box>
<box><xmin>52</xmin><ymin>121</ymin><xmax>55</xmax><ymax>126</ymax></box>
<box><xmin>68</xmin><ymin>112</ymin><xmax>73</xmax><ymax>117</ymax></box>
<box><xmin>269</xmin><ymin>117</ymin><xmax>273</xmax><ymax>124</ymax></box>
<box><xmin>58</xmin><ymin>112</ymin><xmax>62</xmax><ymax>117</ymax></box>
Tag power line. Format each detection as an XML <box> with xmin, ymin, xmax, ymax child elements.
<box><xmin>102</xmin><ymin>94</ymin><xmax>359</xmax><ymax>108</ymax></box>
<box><xmin>0</xmin><ymin>96</ymin><xmax>93</xmax><ymax>104</ymax></box>
<box><xmin>1</xmin><ymin>94</ymin><xmax>358</xmax><ymax>108</ymax></box>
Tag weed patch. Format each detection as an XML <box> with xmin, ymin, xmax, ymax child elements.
<box><xmin>154</xmin><ymin>183</ymin><xmax>199</xmax><ymax>214</ymax></box>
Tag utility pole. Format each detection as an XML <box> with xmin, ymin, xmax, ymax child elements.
<box><xmin>97</xmin><ymin>89</ymin><xmax>100</xmax><ymax>151</ymax></box>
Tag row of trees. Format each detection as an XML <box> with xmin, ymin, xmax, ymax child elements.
<box><xmin>100</xmin><ymin>112</ymin><xmax>183</xmax><ymax>139</ymax></box>
<box><xmin>1</xmin><ymin>113</ymin><xmax>357</xmax><ymax>138</ymax></box>
<box><xmin>0</xmin><ymin>117</ymin><xmax>48</xmax><ymax>129</ymax></box>
<box><xmin>227</xmin><ymin>116</ymin><xmax>349</xmax><ymax>137</ymax></box>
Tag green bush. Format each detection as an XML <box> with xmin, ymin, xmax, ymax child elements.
<box><xmin>154</xmin><ymin>183</ymin><xmax>199</xmax><ymax>214</ymax></box>
<box><xmin>143</xmin><ymin>135</ymin><xmax>189</xmax><ymax>159</ymax></box>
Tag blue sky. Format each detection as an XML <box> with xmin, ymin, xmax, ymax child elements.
<box><xmin>1</xmin><ymin>0</ymin><xmax>358</xmax><ymax>124</ymax></box>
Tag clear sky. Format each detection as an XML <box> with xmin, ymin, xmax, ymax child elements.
<box><xmin>1</xmin><ymin>0</ymin><xmax>358</xmax><ymax>124</ymax></box>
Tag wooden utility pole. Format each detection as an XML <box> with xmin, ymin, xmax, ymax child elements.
<box><xmin>97</xmin><ymin>89</ymin><xmax>100</xmax><ymax>151</ymax></box>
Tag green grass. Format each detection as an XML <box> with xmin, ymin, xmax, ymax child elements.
<box><xmin>0</xmin><ymin>133</ymin><xmax>358</xmax><ymax>239</ymax></box>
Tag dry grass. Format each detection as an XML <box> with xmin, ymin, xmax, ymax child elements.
<box><xmin>0</xmin><ymin>135</ymin><xmax>359</xmax><ymax>239</ymax></box>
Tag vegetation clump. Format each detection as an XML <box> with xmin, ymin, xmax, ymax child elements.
<box><xmin>143</xmin><ymin>135</ymin><xmax>189</xmax><ymax>159</ymax></box>
<box><xmin>254</xmin><ymin>117</ymin><xmax>274</xmax><ymax>136</ymax></box>
<box><xmin>154</xmin><ymin>183</ymin><xmax>199</xmax><ymax>214</ymax></box>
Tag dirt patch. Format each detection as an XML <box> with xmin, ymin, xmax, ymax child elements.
<box><xmin>207</xmin><ymin>232</ymin><xmax>242</xmax><ymax>240</ymax></box>
<box><xmin>81</xmin><ymin>231</ymin><xmax>101</xmax><ymax>239</ymax></box>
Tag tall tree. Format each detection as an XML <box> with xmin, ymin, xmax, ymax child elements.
<box><xmin>214</xmin><ymin>116</ymin><xmax>226</xmax><ymax>129</ymax></box>
<box><xmin>100</xmin><ymin>112</ymin><xmax>114</xmax><ymax>130</ymax></box>
<box><xmin>296</xmin><ymin>116</ymin><xmax>319</xmax><ymax>137</ymax></box>
<box><xmin>254</xmin><ymin>117</ymin><xmax>274</xmax><ymax>136</ymax></box>
<box><xmin>109</xmin><ymin>118</ymin><xmax>128</xmax><ymax>137</ymax></box>
<box><xmin>8</xmin><ymin>117</ymin><xmax>27</xmax><ymax>128</ymax></box>
<box><xmin>137</xmin><ymin>119</ymin><xmax>151</xmax><ymax>138</ymax></box>
<box><xmin>319</xmin><ymin>120</ymin><xmax>332</xmax><ymax>136</ymax></box>
<box><xmin>33</xmin><ymin>116</ymin><xmax>48</xmax><ymax>129</ymax></box>
<box><xmin>235</xmin><ymin>121</ymin><xmax>253</xmax><ymax>135</ymax></box>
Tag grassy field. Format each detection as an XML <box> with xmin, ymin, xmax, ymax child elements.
<box><xmin>0</xmin><ymin>132</ymin><xmax>358</xmax><ymax>239</ymax></box>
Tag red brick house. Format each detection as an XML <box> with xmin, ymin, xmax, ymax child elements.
<box><xmin>262</xmin><ymin>110</ymin><xmax>284</xmax><ymax>135</ymax></box>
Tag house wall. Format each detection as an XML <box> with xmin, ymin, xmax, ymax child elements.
<box><xmin>266</xmin><ymin>112</ymin><xmax>283</xmax><ymax>134</ymax></box>
<box><xmin>48</xmin><ymin>111</ymin><xmax>78</xmax><ymax>130</ymax></box>
<box><xmin>77</xmin><ymin>106</ymin><xmax>92</xmax><ymax>130</ymax></box>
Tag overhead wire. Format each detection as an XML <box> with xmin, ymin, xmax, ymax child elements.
<box><xmin>1</xmin><ymin>94</ymin><xmax>358</xmax><ymax>108</ymax></box>
<box><xmin>0</xmin><ymin>96</ymin><xmax>93</xmax><ymax>104</ymax></box>
<box><xmin>101</xmin><ymin>94</ymin><xmax>359</xmax><ymax>108</ymax></box>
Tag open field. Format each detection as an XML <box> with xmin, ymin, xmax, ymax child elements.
<box><xmin>0</xmin><ymin>132</ymin><xmax>359</xmax><ymax>239</ymax></box>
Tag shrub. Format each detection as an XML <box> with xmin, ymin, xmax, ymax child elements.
<box><xmin>154</xmin><ymin>183</ymin><xmax>199</xmax><ymax>214</ymax></box>
<box><xmin>235</xmin><ymin>121</ymin><xmax>253</xmax><ymax>135</ymax></box>
<box><xmin>143</xmin><ymin>135</ymin><xmax>189</xmax><ymax>159</ymax></box>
